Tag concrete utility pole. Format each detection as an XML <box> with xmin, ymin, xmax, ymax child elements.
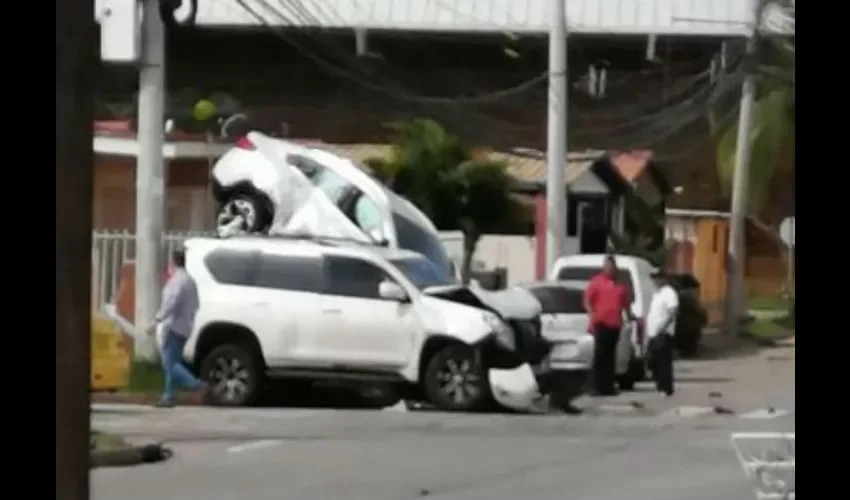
<box><xmin>135</xmin><ymin>0</ymin><xmax>168</xmax><ymax>358</ymax></box>
<box><xmin>544</xmin><ymin>0</ymin><xmax>569</xmax><ymax>276</ymax></box>
<box><xmin>56</xmin><ymin>0</ymin><xmax>95</xmax><ymax>497</ymax></box>
<box><xmin>724</xmin><ymin>0</ymin><xmax>761</xmax><ymax>335</ymax></box>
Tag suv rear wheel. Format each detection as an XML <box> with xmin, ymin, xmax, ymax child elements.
<box><xmin>200</xmin><ymin>344</ymin><xmax>263</xmax><ymax>406</ymax></box>
<box><xmin>423</xmin><ymin>345</ymin><xmax>490</xmax><ymax>412</ymax></box>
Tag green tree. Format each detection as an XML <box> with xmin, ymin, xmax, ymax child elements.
<box><xmin>713</xmin><ymin>1</ymin><xmax>794</xmax><ymax>212</ymax></box>
<box><xmin>367</xmin><ymin>119</ymin><xmax>524</xmax><ymax>283</ymax></box>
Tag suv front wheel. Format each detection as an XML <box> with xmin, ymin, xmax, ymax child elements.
<box><xmin>200</xmin><ymin>344</ymin><xmax>263</xmax><ymax>406</ymax></box>
<box><xmin>423</xmin><ymin>345</ymin><xmax>490</xmax><ymax>412</ymax></box>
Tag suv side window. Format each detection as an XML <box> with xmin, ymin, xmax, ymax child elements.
<box><xmin>324</xmin><ymin>256</ymin><xmax>393</xmax><ymax>299</ymax></box>
<box><xmin>254</xmin><ymin>253</ymin><xmax>322</xmax><ymax>293</ymax></box>
<box><xmin>204</xmin><ymin>249</ymin><xmax>258</xmax><ymax>286</ymax></box>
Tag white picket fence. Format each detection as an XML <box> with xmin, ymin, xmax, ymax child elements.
<box><xmin>91</xmin><ymin>230</ymin><xmax>468</xmax><ymax>312</ymax></box>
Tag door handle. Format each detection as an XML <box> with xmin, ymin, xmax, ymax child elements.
<box><xmin>321</xmin><ymin>308</ymin><xmax>342</xmax><ymax>314</ymax></box>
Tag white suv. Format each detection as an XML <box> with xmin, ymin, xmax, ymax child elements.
<box><xmin>182</xmin><ymin>236</ymin><xmax>544</xmax><ymax>411</ymax></box>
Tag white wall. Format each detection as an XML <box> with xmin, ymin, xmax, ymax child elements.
<box><xmin>472</xmin><ymin>235</ymin><xmax>538</xmax><ymax>285</ymax></box>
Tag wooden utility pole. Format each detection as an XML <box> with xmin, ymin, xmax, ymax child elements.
<box><xmin>56</xmin><ymin>0</ymin><xmax>95</xmax><ymax>498</ymax></box>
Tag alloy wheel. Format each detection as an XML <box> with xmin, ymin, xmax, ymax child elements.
<box><xmin>435</xmin><ymin>357</ymin><xmax>482</xmax><ymax>405</ymax></box>
<box><xmin>208</xmin><ymin>355</ymin><xmax>251</xmax><ymax>404</ymax></box>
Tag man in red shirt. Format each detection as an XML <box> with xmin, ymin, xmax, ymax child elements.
<box><xmin>583</xmin><ymin>255</ymin><xmax>629</xmax><ymax>396</ymax></box>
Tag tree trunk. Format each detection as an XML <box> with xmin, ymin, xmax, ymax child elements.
<box><xmin>460</xmin><ymin>232</ymin><xmax>479</xmax><ymax>285</ymax></box>
<box><xmin>56</xmin><ymin>2</ymin><xmax>95</xmax><ymax>499</ymax></box>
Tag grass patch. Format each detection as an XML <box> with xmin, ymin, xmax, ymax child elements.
<box><xmin>744</xmin><ymin>318</ymin><xmax>793</xmax><ymax>341</ymax></box>
<box><xmin>90</xmin><ymin>431</ymin><xmax>129</xmax><ymax>451</ymax></box>
<box><xmin>747</xmin><ymin>295</ymin><xmax>793</xmax><ymax>312</ymax></box>
<box><xmin>128</xmin><ymin>361</ymin><xmax>163</xmax><ymax>392</ymax></box>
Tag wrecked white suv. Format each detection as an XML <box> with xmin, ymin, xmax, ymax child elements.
<box><xmin>210</xmin><ymin>132</ymin><xmax>454</xmax><ymax>278</ymax></box>
<box><xmin>181</xmin><ymin>236</ymin><xmax>551</xmax><ymax>412</ymax></box>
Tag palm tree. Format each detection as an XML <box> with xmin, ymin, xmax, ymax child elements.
<box><xmin>367</xmin><ymin>119</ymin><xmax>524</xmax><ymax>283</ymax></box>
<box><xmin>713</xmin><ymin>0</ymin><xmax>794</xmax><ymax>212</ymax></box>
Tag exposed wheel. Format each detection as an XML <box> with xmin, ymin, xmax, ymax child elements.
<box><xmin>215</xmin><ymin>194</ymin><xmax>270</xmax><ymax>237</ymax></box>
<box><xmin>200</xmin><ymin>344</ymin><xmax>263</xmax><ymax>406</ymax></box>
<box><xmin>423</xmin><ymin>345</ymin><xmax>490</xmax><ymax>412</ymax></box>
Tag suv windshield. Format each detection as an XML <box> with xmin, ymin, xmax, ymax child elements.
<box><xmin>391</xmin><ymin>257</ymin><xmax>456</xmax><ymax>290</ymax></box>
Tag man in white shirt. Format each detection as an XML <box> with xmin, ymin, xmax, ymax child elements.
<box><xmin>645</xmin><ymin>269</ymin><xmax>679</xmax><ymax>396</ymax></box>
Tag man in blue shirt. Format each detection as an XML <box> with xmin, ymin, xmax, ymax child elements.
<box><xmin>146</xmin><ymin>249</ymin><xmax>206</xmax><ymax>407</ymax></box>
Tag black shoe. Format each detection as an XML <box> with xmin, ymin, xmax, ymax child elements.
<box><xmin>154</xmin><ymin>400</ymin><xmax>174</xmax><ymax>408</ymax></box>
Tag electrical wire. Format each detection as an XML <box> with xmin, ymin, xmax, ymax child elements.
<box><xmin>231</xmin><ymin>0</ymin><xmax>747</xmax><ymax>155</ymax></box>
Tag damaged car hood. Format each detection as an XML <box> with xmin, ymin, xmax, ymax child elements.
<box><xmin>423</xmin><ymin>284</ymin><xmax>541</xmax><ymax>320</ymax></box>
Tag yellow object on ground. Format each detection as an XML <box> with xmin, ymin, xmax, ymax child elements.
<box><xmin>91</xmin><ymin>315</ymin><xmax>131</xmax><ymax>392</ymax></box>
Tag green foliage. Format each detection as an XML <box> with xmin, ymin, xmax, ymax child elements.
<box><xmin>712</xmin><ymin>11</ymin><xmax>794</xmax><ymax>213</ymax></box>
<box><xmin>367</xmin><ymin>119</ymin><xmax>525</xmax><ymax>282</ymax></box>
<box><xmin>609</xmin><ymin>190</ymin><xmax>668</xmax><ymax>268</ymax></box>
<box><xmin>713</xmin><ymin>86</ymin><xmax>794</xmax><ymax>212</ymax></box>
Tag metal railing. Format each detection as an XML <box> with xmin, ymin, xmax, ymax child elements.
<box><xmin>91</xmin><ymin>230</ymin><xmax>213</xmax><ymax>311</ymax></box>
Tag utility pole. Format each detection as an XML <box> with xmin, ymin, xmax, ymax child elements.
<box><xmin>56</xmin><ymin>0</ymin><xmax>94</xmax><ymax>498</ymax></box>
<box><xmin>724</xmin><ymin>0</ymin><xmax>761</xmax><ymax>335</ymax></box>
<box><xmin>135</xmin><ymin>0</ymin><xmax>168</xmax><ymax>358</ymax></box>
<box><xmin>544</xmin><ymin>0</ymin><xmax>568</xmax><ymax>276</ymax></box>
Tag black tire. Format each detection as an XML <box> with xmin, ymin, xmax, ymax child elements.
<box><xmin>423</xmin><ymin>345</ymin><xmax>490</xmax><ymax>412</ymax></box>
<box><xmin>199</xmin><ymin>344</ymin><xmax>263</xmax><ymax>407</ymax></box>
<box><xmin>215</xmin><ymin>193</ymin><xmax>271</xmax><ymax>236</ymax></box>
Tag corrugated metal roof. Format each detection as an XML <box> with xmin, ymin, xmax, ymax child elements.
<box><xmin>203</xmin><ymin>0</ymin><xmax>768</xmax><ymax>36</ymax></box>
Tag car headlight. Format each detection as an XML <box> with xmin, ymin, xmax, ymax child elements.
<box><xmin>483</xmin><ymin>312</ymin><xmax>515</xmax><ymax>351</ymax></box>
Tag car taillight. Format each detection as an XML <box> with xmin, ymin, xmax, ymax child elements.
<box><xmin>235</xmin><ymin>136</ymin><xmax>256</xmax><ymax>150</ymax></box>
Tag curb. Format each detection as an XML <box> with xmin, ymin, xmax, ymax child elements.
<box><xmin>93</xmin><ymin>392</ymin><xmax>201</xmax><ymax>406</ymax></box>
<box><xmin>91</xmin><ymin>443</ymin><xmax>173</xmax><ymax>468</ymax></box>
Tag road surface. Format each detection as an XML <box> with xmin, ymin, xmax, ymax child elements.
<box><xmin>92</xmin><ymin>344</ymin><xmax>794</xmax><ymax>500</ymax></box>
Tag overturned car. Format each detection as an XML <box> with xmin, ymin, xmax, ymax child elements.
<box><xmin>211</xmin><ymin>132</ymin><xmax>454</xmax><ymax>278</ymax></box>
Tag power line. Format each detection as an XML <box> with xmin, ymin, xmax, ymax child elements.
<box><xmin>232</xmin><ymin>0</ymin><xmax>746</xmax><ymax>155</ymax></box>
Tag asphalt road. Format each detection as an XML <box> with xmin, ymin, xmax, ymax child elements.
<box><xmin>92</xmin><ymin>346</ymin><xmax>795</xmax><ymax>500</ymax></box>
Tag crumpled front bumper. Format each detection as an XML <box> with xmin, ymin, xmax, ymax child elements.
<box><xmin>488</xmin><ymin>364</ymin><xmax>546</xmax><ymax>412</ymax></box>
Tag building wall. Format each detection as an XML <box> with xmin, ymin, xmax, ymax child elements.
<box><xmin>94</xmin><ymin>156</ymin><xmax>214</xmax><ymax>231</ymax></box>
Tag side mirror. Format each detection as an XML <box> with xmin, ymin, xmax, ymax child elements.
<box><xmin>378</xmin><ymin>281</ymin><xmax>408</xmax><ymax>302</ymax></box>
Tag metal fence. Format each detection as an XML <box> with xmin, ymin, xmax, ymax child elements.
<box><xmin>91</xmin><ymin>230</ymin><xmax>213</xmax><ymax>311</ymax></box>
<box><xmin>91</xmin><ymin>229</ymin><xmax>466</xmax><ymax>312</ymax></box>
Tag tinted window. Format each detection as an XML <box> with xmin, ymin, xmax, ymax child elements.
<box><xmin>529</xmin><ymin>286</ymin><xmax>586</xmax><ymax>314</ymax></box>
<box><xmin>391</xmin><ymin>257</ymin><xmax>456</xmax><ymax>290</ymax></box>
<box><xmin>204</xmin><ymin>249</ymin><xmax>257</xmax><ymax>286</ymax></box>
<box><xmin>393</xmin><ymin>213</ymin><xmax>451</xmax><ymax>278</ymax></box>
<box><xmin>324</xmin><ymin>256</ymin><xmax>391</xmax><ymax>299</ymax></box>
<box><xmin>254</xmin><ymin>254</ymin><xmax>322</xmax><ymax>292</ymax></box>
<box><xmin>556</xmin><ymin>266</ymin><xmax>635</xmax><ymax>298</ymax></box>
<box><xmin>288</xmin><ymin>154</ymin><xmax>323</xmax><ymax>181</ymax></box>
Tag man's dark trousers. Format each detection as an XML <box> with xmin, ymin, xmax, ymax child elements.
<box><xmin>648</xmin><ymin>334</ymin><xmax>674</xmax><ymax>395</ymax></box>
<box><xmin>592</xmin><ymin>325</ymin><xmax>620</xmax><ymax>395</ymax></box>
